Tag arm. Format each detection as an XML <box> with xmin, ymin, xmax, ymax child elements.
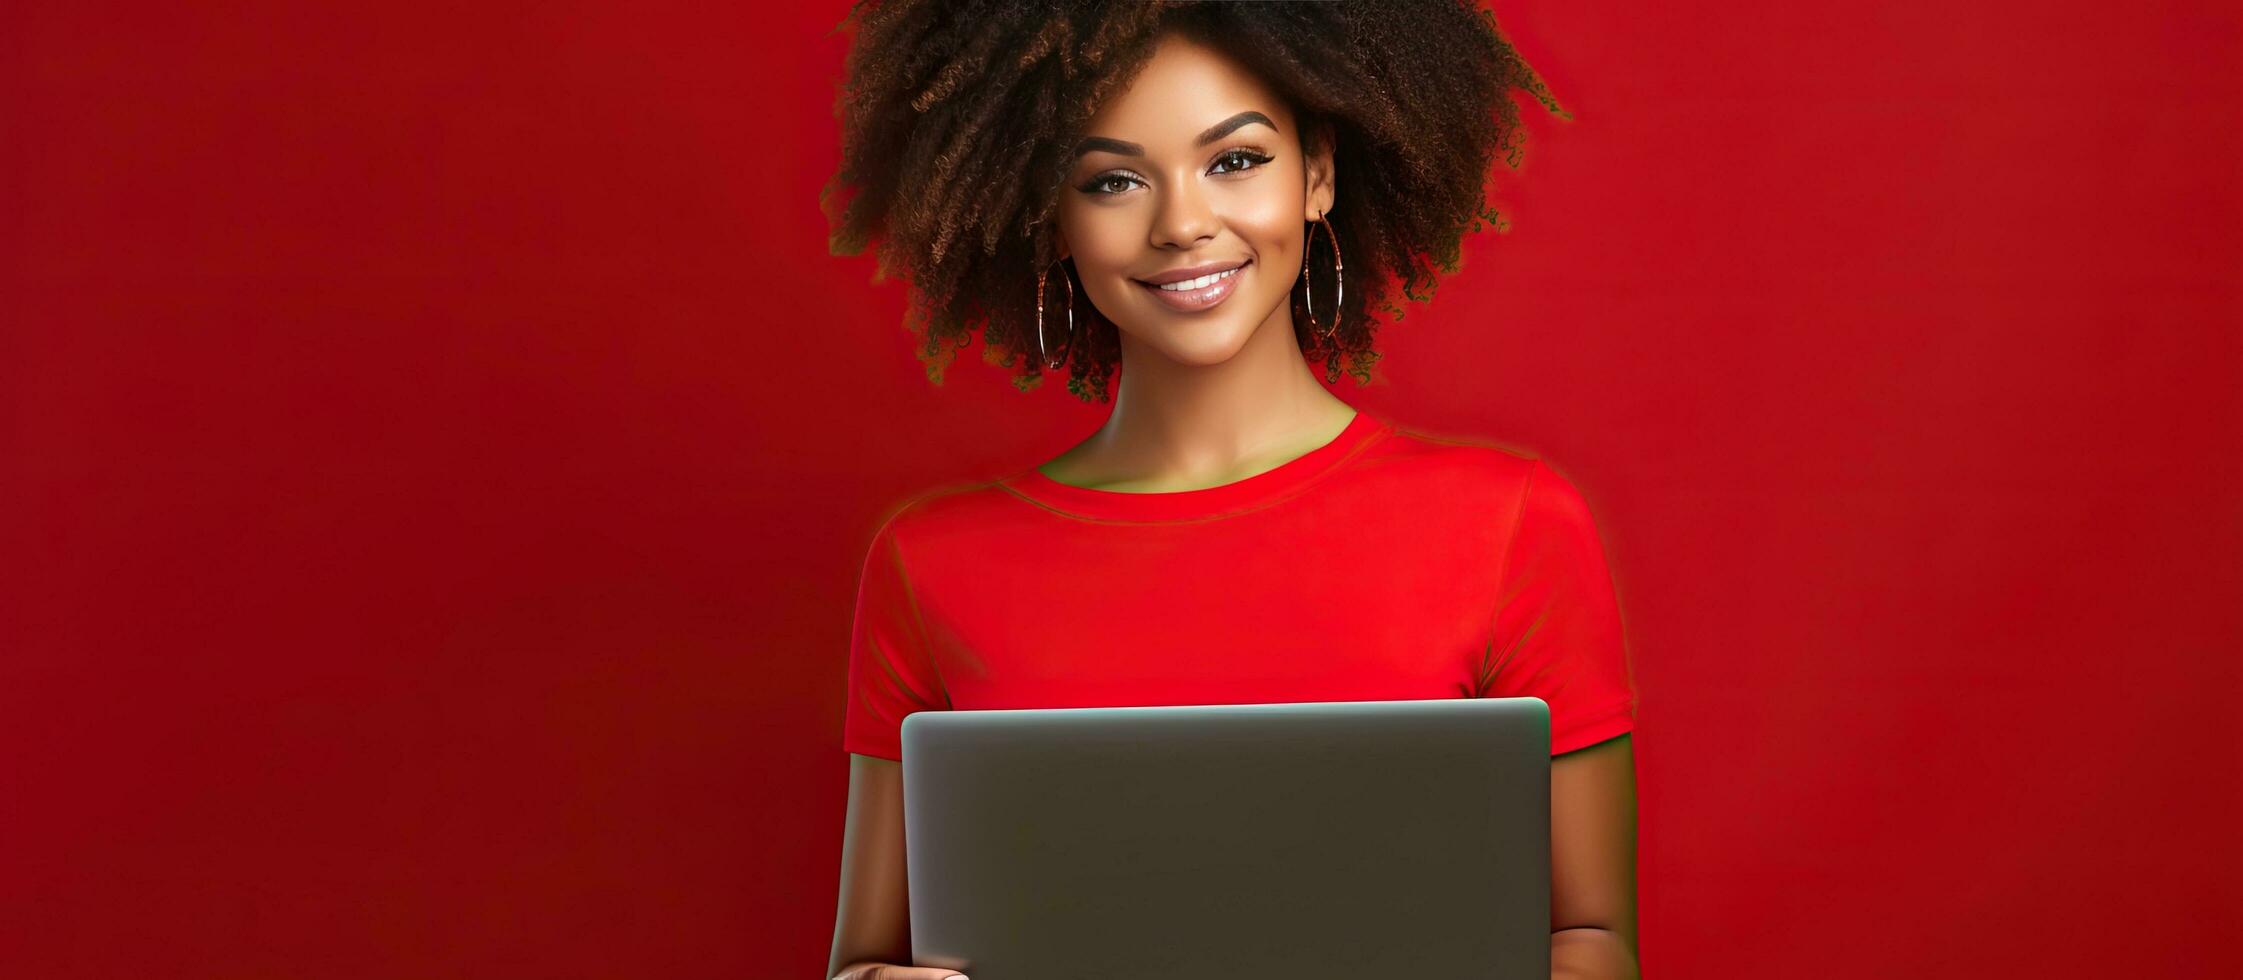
<box><xmin>1549</xmin><ymin>733</ymin><xmax>1640</xmax><ymax>979</ymax></box>
<box><xmin>828</xmin><ymin>753</ymin><xmax>965</xmax><ymax>980</ymax></box>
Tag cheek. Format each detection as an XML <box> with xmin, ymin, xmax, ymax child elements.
<box><xmin>1055</xmin><ymin>203</ymin><xmax>1138</xmax><ymax>274</ymax></box>
<box><xmin>1222</xmin><ymin>181</ymin><xmax>1303</xmax><ymax>260</ymax></box>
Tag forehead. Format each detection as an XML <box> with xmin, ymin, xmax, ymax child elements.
<box><xmin>1085</xmin><ymin>32</ymin><xmax>1288</xmax><ymax>140</ymax></box>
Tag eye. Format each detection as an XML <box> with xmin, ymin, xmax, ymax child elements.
<box><xmin>1079</xmin><ymin>173</ymin><xmax>1141</xmax><ymax>196</ymax></box>
<box><xmin>1210</xmin><ymin>148</ymin><xmax>1274</xmax><ymax>175</ymax></box>
<box><xmin>1073</xmin><ymin>149</ymin><xmax>1276</xmax><ymax>198</ymax></box>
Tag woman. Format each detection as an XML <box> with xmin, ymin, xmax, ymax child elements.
<box><xmin>821</xmin><ymin>2</ymin><xmax>1638</xmax><ymax>978</ymax></box>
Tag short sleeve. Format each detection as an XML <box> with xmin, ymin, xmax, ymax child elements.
<box><xmin>841</xmin><ymin>511</ymin><xmax>949</xmax><ymax>762</ymax></box>
<box><xmin>1477</xmin><ymin>459</ymin><xmax>1638</xmax><ymax>756</ymax></box>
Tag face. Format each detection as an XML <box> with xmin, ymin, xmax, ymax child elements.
<box><xmin>1054</xmin><ymin>32</ymin><xmax>1335</xmax><ymax>367</ymax></box>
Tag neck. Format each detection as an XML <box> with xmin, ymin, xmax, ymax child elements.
<box><xmin>1063</xmin><ymin>301</ymin><xmax>1356</xmax><ymax>492</ymax></box>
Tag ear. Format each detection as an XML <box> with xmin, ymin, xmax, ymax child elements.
<box><xmin>1053</xmin><ymin>225</ymin><xmax>1072</xmax><ymax>263</ymax></box>
<box><xmin>1302</xmin><ymin>120</ymin><xmax>1337</xmax><ymax>221</ymax></box>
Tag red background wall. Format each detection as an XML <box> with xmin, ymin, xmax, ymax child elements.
<box><xmin>5</xmin><ymin>3</ymin><xmax>2237</xmax><ymax>977</ymax></box>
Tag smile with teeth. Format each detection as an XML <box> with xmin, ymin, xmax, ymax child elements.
<box><xmin>1136</xmin><ymin>259</ymin><xmax>1249</xmax><ymax>312</ymax></box>
<box><xmin>1154</xmin><ymin>268</ymin><xmax>1239</xmax><ymax>291</ymax></box>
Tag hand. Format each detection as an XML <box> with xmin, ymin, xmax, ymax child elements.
<box><xmin>830</xmin><ymin>962</ymin><xmax>968</xmax><ymax>980</ymax></box>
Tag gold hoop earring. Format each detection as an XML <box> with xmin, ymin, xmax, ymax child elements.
<box><xmin>1301</xmin><ymin>211</ymin><xmax>1344</xmax><ymax>340</ymax></box>
<box><xmin>1035</xmin><ymin>257</ymin><xmax>1075</xmax><ymax>371</ymax></box>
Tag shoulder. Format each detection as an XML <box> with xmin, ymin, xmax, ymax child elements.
<box><xmin>1372</xmin><ymin>416</ymin><xmax>1541</xmax><ymax>488</ymax></box>
<box><xmin>1371</xmin><ymin>417</ymin><xmax>1600</xmax><ymax>522</ymax></box>
<box><xmin>867</xmin><ymin>477</ymin><xmax>1023</xmax><ymax>551</ymax></box>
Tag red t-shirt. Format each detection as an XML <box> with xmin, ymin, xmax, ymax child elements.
<box><xmin>842</xmin><ymin>408</ymin><xmax>1637</xmax><ymax>762</ymax></box>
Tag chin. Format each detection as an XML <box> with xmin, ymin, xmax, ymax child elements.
<box><xmin>1105</xmin><ymin>284</ymin><xmax>1287</xmax><ymax>364</ymax></box>
<box><xmin>1143</xmin><ymin>314</ymin><xmax>1269</xmax><ymax>365</ymax></box>
<box><xmin>1163</xmin><ymin>337</ymin><xmax>1253</xmax><ymax>367</ymax></box>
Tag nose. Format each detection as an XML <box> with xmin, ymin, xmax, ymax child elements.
<box><xmin>1148</xmin><ymin>177</ymin><xmax>1219</xmax><ymax>250</ymax></box>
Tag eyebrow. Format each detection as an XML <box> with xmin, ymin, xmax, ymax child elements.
<box><xmin>1073</xmin><ymin>110</ymin><xmax>1277</xmax><ymax>159</ymax></box>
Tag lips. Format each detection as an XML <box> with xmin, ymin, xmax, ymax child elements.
<box><xmin>1133</xmin><ymin>259</ymin><xmax>1250</xmax><ymax>313</ymax></box>
<box><xmin>1136</xmin><ymin>259</ymin><xmax>1249</xmax><ymax>286</ymax></box>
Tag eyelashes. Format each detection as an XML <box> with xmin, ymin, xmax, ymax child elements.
<box><xmin>1076</xmin><ymin>148</ymin><xmax>1276</xmax><ymax>197</ymax></box>
<box><xmin>1213</xmin><ymin>148</ymin><xmax>1276</xmax><ymax>173</ymax></box>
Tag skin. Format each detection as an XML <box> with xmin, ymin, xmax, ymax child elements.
<box><xmin>830</xmin><ymin>32</ymin><xmax>1640</xmax><ymax>980</ymax></box>
<box><xmin>1041</xmin><ymin>30</ymin><xmax>1354</xmax><ymax>493</ymax></box>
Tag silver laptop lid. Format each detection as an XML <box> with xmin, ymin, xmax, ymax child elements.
<box><xmin>901</xmin><ymin>697</ymin><xmax>1552</xmax><ymax>979</ymax></box>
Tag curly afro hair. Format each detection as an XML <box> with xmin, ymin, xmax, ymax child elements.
<box><xmin>821</xmin><ymin>0</ymin><xmax>1566</xmax><ymax>403</ymax></box>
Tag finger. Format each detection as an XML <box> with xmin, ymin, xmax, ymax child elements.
<box><xmin>833</xmin><ymin>965</ymin><xmax>969</xmax><ymax>980</ymax></box>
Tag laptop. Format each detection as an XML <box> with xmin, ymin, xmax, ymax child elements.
<box><xmin>899</xmin><ymin>697</ymin><xmax>1552</xmax><ymax>979</ymax></box>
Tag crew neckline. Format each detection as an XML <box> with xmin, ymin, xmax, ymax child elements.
<box><xmin>999</xmin><ymin>407</ymin><xmax>1393</xmax><ymax>522</ymax></box>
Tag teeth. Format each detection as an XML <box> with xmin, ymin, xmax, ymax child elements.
<box><xmin>1156</xmin><ymin>267</ymin><xmax>1238</xmax><ymax>291</ymax></box>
